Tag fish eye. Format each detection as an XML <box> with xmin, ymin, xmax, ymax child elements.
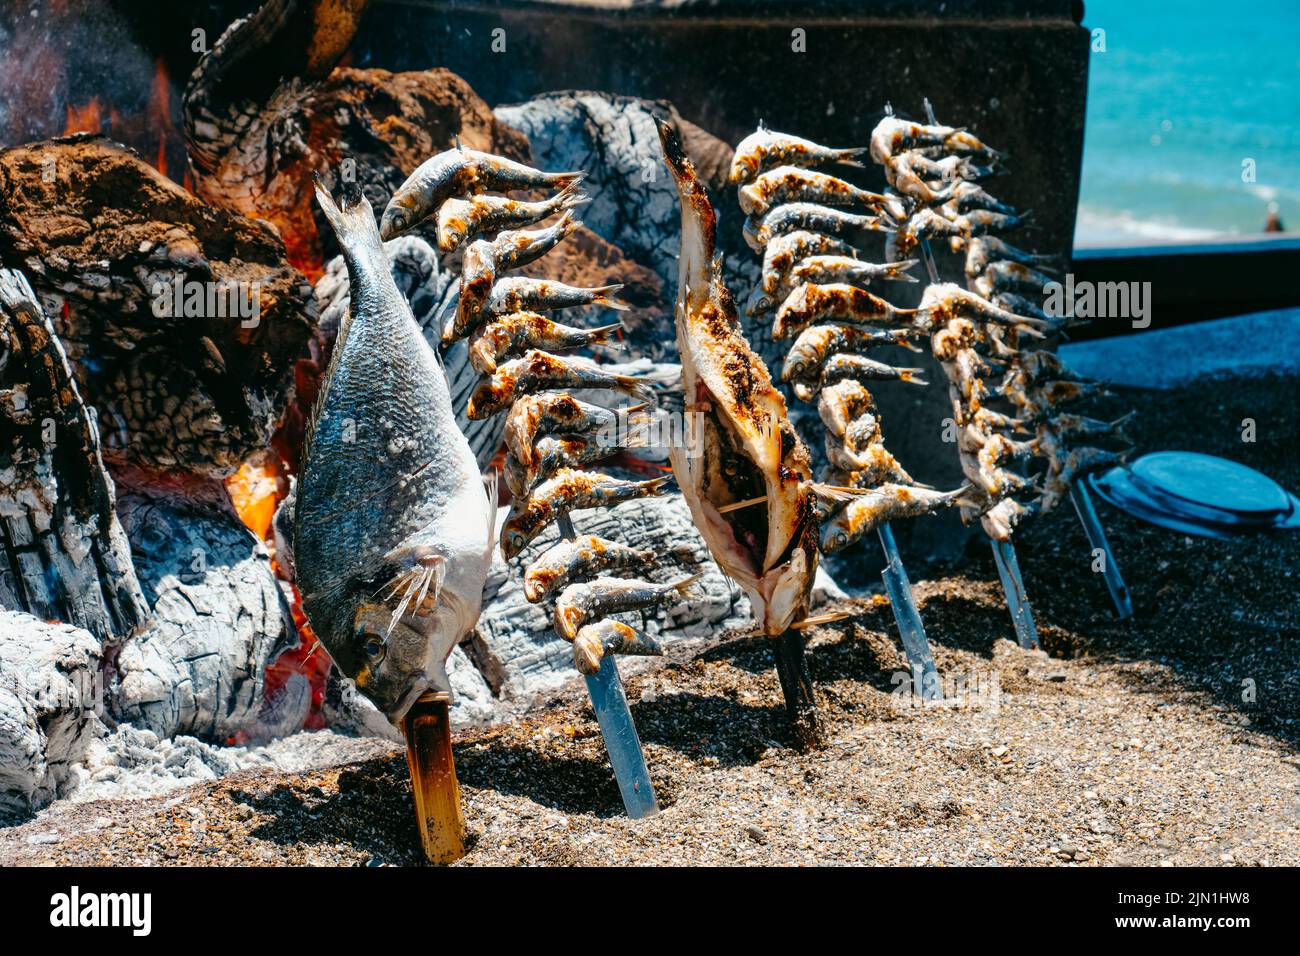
<box><xmin>833</xmin><ymin>532</ymin><xmax>848</xmax><ymax>549</ymax></box>
<box><xmin>362</xmin><ymin>634</ymin><xmax>387</xmax><ymax>665</ymax></box>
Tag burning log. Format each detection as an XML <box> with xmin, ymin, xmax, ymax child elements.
<box><xmin>183</xmin><ymin>0</ymin><xmax>529</xmax><ymax>272</ymax></box>
<box><xmin>0</xmin><ymin>268</ymin><xmax>149</xmax><ymax>644</ymax></box>
<box><xmin>0</xmin><ymin>136</ymin><xmax>317</xmax><ymax>478</ymax></box>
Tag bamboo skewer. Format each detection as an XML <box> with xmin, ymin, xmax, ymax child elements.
<box><xmin>403</xmin><ymin>692</ymin><xmax>467</xmax><ymax>864</ymax></box>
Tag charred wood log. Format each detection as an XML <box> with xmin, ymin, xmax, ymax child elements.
<box><xmin>0</xmin><ymin>268</ymin><xmax>149</xmax><ymax>644</ymax></box>
<box><xmin>183</xmin><ymin>0</ymin><xmax>528</xmax><ymax>272</ymax></box>
<box><xmin>0</xmin><ymin>136</ymin><xmax>317</xmax><ymax>478</ymax></box>
<box><xmin>0</xmin><ymin>610</ymin><xmax>103</xmax><ymax>816</ymax></box>
<box><xmin>107</xmin><ymin>469</ymin><xmax>297</xmax><ymax>742</ymax></box>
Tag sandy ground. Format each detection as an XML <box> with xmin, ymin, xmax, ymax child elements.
<box><xmin>2</xmin><ymin>374</ymin><xmax>1297</xmax><ymax>866</ymax></box>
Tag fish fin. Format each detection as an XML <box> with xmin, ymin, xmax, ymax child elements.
<box><xmin>642</xmin><ymin>473</ymin><xmax>676</xmax><ymax>496</ymax></box>
<box><xmin>811</xmin><ymin>482</ymin><xmax>869</xmax><ymax>504</ymax></box>
<box><xmin>835</xmin><ymin>146</ymin><xmax>869</xmax><ymax>168</ymax></box>
<box><xmin>899</xmin><ymin>368</ymin><xmax>929</xmax><ymax>386</ymax></box>
<box><xmin>590</xmin><ymin>285</ymin><xmax>629</xmax><ymax>311</ymax></box>
<box><xmin>377</xmin><ymin>547</ymin><xmax>447</xmax><ymax>636</ymax></box>
<box><xmin>889</xmin><ymin>259</ymin><xmax>921</xmax><ymax>282</ymax></box>
<box><xmin>586</xmin><ymin>320</ymin><xmax>625</xmax><ymax>345</ymax></box>
<box><xmin>483</xmin><ymin>469</ymin><xmax>500</xmax><ymax>564</ymax></box>
<box><xmin>615</xmin><ymin>374</ymin><xmax>657</xmax><ymax>404</ymax></box>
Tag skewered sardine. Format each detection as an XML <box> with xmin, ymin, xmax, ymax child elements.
<box><xmin>744</xmin><ymin>203</ymin><xmax>888</xmax><ymax>252</ymax></box>
<box><xmin>774</xmin><ymin>283</ymin><xmax>919</xmax><ymax>338</ymax></box>
<box><xmin>739</xmin><ymin>165</ymin><xmax>895</xmax><ymax>218</ymax></box>
<box><xmin>503</xmin><ymin>393</ymin><xmax>648</xmax><ymax>470</ymax></box>
<box><xmin>572</xmin><ymin>620</ymin><xmax>663</xmax><ymax>676</ymax></box>
<box><xmin>467</xmin><ymin>350</ymin><xmax>654</xmax><ymax>419</ymax></box>
<box><xmin>482</xmin><ymin>276</ymin><xmax>626</xmax><ymax>319</ymax></box>
<box><xmin>783</xmin><ymin>323</ymin><xmax>924</xmax><ymax>382</ymax></box>
<box><xmin>870</xmin><ymin>117</ymin><xmax>998</xmax><ymax>165</ymax></box>
<box><xmin>820</xmin><ymin>483</ymin><xmax>973</xmax><ymax>553</ymax></box>
<box><xmin>522</xmin><ymin>535</ymin><xmax>657</xmax><ymax>603</ymax></box>
<box><xmin>500</xmin><ymin>469</ymin><xmax>672</xmax><ymax>559</ymax></box>
<box><xmin>729</xmin><ymin>128</ymin><xmax>866</xmax><ymax>185</ymax></box>
<box><xmin>381</xmin><ymin>146</ymin><xmax>582</xmax><ymax>240</ymax></box>
<box><xmin>503</xmin><ymin>430</ymin><xmax>649</xmax><ymax>499</ymax></box>
<box><xmin>468</xmin><ymin>312</ymin><xmax>623</xmax><ymax>373</ymax></box>
<box><xmin>553</xmin><ymin>575</ymin><xmax>698</xmax><ymax>641</ymax></box>
<box><xmin>435</xmin><ymin>183</ymin><xmax>586</xmax><ymax>254</ymax></box>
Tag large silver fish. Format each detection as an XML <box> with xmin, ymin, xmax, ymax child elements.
<box><xmin>296</xmin><ymin>181</ymin><xmax>495</xmax><ymax>724</ymax></box>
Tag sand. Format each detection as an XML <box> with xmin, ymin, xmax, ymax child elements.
<box><xmin>2</xmin><ymin>374</ymin><xmax>1296</xmax><ymax>866</ymax></box>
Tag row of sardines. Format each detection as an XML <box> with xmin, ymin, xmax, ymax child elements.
<box><xmin>379</xmin><ymin>146</ymin><xmax>698</xmax><ymax>677</ymax></box>
<box><xmin>730</xmin><ymin>116</ymin><xmax>1131</xmax><ymax>553</ymax></box>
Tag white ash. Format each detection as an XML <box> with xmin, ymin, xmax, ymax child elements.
<box><xmin>109</xmin><ymin>486</ymin><xmax>295</xmax><ymax>742</ymax></box>
<box><xmin>0</xmin><ymin>611</ymin><xmax>102</xmax><ymax>816</ymax></box>
<box><xmin>64</xmin><ymin>725</ymin><xmax>396</xmax><ymax>806</ymax></box>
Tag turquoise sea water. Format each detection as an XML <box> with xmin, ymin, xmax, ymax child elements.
<box><xmin>1076</xmin><ymin>0</ymin><xmax>1300</xmax><ymax>245</ymax></box>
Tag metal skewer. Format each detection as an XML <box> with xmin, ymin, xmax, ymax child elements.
<box><xmin>878</xmin><ymin>523</ymin><xmax>941</xmax><ymax>698</ymax></box>
<box><xmin>1070</xmin><ymin>482</ymin><xmax>1133</xmax><ymax>619</ymax></box>
<box><xmin>557</xmin><ymin>510</ymin><xmax>659</xmax><ymax>818</ymax></box>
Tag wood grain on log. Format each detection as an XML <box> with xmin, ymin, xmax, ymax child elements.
<box><xmin>0</xmin><ymin>136</ymin><xmax>317</xmax><ymax>478</ymax></box>
<box><xmin>0</xmin><ymin>268</ymin><xmax>149</xmax><ymax>644</ymax></box>
<box><xmin>109</xmin><ymin>476</ymin><xmax>297</xmax><ymax>743</ymax></box>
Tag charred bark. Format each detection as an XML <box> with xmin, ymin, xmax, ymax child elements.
<box><xmin>183</xmin><ymin>0</ymin><xmax>528</xmax><ymax>273</ymax></box>
<box><xmin>0</xmin><ymin>136</ymin><xmax>317</xmax><ymax>478</ymax></box>
<box><xmin>0</xmin><ymin>268</ymin><xmax>149</xmax><ymax>645</ymax></box>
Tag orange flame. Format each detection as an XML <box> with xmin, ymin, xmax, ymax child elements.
<box><xmin>63</xmin><ymin>99</ymin><xmax>104</xmax><ymax>135</ymax></box>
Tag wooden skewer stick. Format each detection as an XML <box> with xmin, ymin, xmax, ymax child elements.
<box><xmin>403</xmin><ymin>692</ymin><xmax>467</xmax><ymax>864</ymax></box>
<box><xmin>717</xmin><ymin>494</ymin><xmax>768</xmax><ymax>513</ymax></box>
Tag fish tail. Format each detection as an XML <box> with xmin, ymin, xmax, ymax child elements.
<box><xmin>641</xmin><ymin>473</ymin><xmax>676</xmax><ymax>496</ymax></box>
<box><xmin>899</xmin><ymin>368</ymin><xmax>929</xmax><ymax>386</ymax></box>
<box><xmin>556</xmin><ymin>180</ymin><xmax>591</xmax><ymax>210</ymax></box>
<box><xmin>888</xmin><ymin>259</ymin><xmax>921</xmax><ymax>282</ymax></box>
<box><xmin>612</xmin><ymin>373</ymin><xmax>656</xmax><ymax>405</ymax></box>
<box><xmin>834</xmin><ymin>146</ymin><xmax>869</xmax><ymax>168</ymax></box>
<box><xmin>590</xmin><ymin>284</ymin><xmax>629</xmax><ymax>311</ymax></box>
<box><xmin>314</xmin><ymin>175</ymin><xmax>383</xmax><ymax>266</ymax></box>
<box><xmin>585</xmin><ymin>320</ymin><xmax>625</xmax><ymax>345</ymax></box>
<box><xmin>670</xmin><ymin>573</ymin><xmax>702</xmax><ymax>595</ymax></box>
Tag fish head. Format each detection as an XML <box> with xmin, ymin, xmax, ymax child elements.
<box><xmin>313</xmin><ymin>547</ymin><xmax>479</xmax><ymax>725</ymax></box>
<box><xmin>379</xmin><ymin>193</ymin><xmax>422</xmax><ymax>241</ymax></box>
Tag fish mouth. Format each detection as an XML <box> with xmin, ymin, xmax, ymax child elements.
<box><xmin>388</xmin><ymin>677</ymin><xmax>438</xmax><ymax>727</ymax></box>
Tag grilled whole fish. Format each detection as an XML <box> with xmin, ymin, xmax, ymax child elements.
<box><xmin>296</xmin><ymin>182</ymin><xmax>494</xmax><ymax>723</ymax></box>
<box><xmin>729</xmin><ymin>127</ymin><xmax>867</xmax><ymax>185</ymax></box>
<box><xmin>659</xmin><ymin>119</ymin><xmax>820</xmax><ymax>635</ymax></box>
<box><xmin>572</xmin><ymin>620</ymin><xmax>663</xmax><ymax>676</ymax></box>
<box><xmin>468</xmin><ymin>312</ymin><xmax>622</xmax><ymax>374</ymax></box>
<box><xmin>466</xmin><ymin>350</ymin><xmax>654</xmax><ymax>420</ymax></box>
<box><xmin>500</xmin><ymin>469</ymin><xmax>672</xmax><ymax>559</ymax></box>
<box><xmin>523</xmin><ymin>534</ymin><xmax>657</xmax><ymax>603</ymax></box>
<box><xmin>553</xmin><ymin>575</ymin><xmax>698</xmax><ymax>641</ymax></box>
<box><xmin>503</xmin><ymin>393</ymin><xmax>648</xmax><ymax>471</ymax></box>
<box><xmin>820</xmin><ymin>483</ymin><xmax>973</xmax><ymax>553</ymax></box>
<box><xmin>380</xmin><ymin>146</ymin><xmax>582</xmax><ymax>240</ymax></box>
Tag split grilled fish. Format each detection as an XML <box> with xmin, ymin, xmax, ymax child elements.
<box><xmin>659</xmin><ymin>118</ymin><xmax>820</xmax><ymax>635</ymax></box>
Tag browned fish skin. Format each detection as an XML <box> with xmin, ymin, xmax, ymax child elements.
<box><xmin>523</xmin><ymin>535</ymin><xmax>657</xmax><ymax>603</ymax></box>
<box><xmin>660</xmin><ymin>118</ymin><xmax>819</xmax><ymax>636</ymax></box>
<box><xmin>466</xmin><ymin>350</ymin><xmax>653</xmax><ymax>420</ymax></box>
